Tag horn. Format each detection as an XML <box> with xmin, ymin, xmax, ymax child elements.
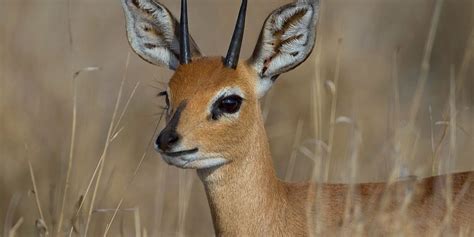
<box><xmin>224</xmin><ymin>0</ymin><xmax>248</xmax><ymax>69</ymax></box>
<box><xmin>180</xmin><ymin>0</ymin><xmax>191</xmax><ymax>64</ymax></box>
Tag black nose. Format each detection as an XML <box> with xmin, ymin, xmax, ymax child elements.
<box><xmin>156</xmin><ymin>130</ymin><xmax>180</xmax><ymax>152</ymax></box>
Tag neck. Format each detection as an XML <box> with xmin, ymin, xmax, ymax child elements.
<box><xmin>197</xmin><ymin>116</ymin><xmax>285</xmax><ymax>235</ymax></box>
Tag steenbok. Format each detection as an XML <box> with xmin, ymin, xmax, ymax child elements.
<box><xmin>121</xmin><ymin>0</ymin><xmax>474</xmax><ymax>235</ymax></box>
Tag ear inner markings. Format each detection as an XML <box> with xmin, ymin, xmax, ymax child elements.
<box><xmin>262</xmin><ymin>33</ymin><xmax>304</xmax><ymax>75</ymax></box>
<box><xmin>248</xmin><ymin>1</ymin><xmax>318</xmax><ymax>85</ymax></box>
<box><xmin>273</xmin><ymin>8</ymin><xmax>309</xmax><ymax>38</ymax></box>
<box><xmin>121</xmin><ymin>0</ymin><xmax>202</xmax><ymax>70</ymax></box>
<box><xmin>263</xmin><ymin>7</ymin><xmax>312</xmax><ymax>77</ymax></box>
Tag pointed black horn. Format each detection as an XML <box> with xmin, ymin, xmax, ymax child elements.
<box><xmin>180</xmin><ymin>0</ymin><xmax>191</xmax><ymax>64</ymax></box>
<box><xmin>224</xmin><ymin>0</ymin><xmax>248</xmax><ymax>69</ymax></box>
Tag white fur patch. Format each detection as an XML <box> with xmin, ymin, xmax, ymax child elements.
<box><xmin>256</xmin><ymin>78</ymin><xmax>273</xmax><ymax>99</ymax></box>
<box><xmin>161</xmin><ymin>150</ymin><xmax>228</xmax><ymax>170</ymax></box>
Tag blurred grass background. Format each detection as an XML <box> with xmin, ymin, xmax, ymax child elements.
<box><xmin>0</xmin><ymin>0</ymin><xmax>473</xmax><ymax>236</ymax></box>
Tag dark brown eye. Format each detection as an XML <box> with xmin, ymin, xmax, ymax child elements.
<box><xmin>219</xmin><ymin>95</ymin><xmax>242</xmax><ymax>113</ymax></box>
<box><xmin>211</xmin><ymin>95</ymin><xmax>243</xmax><ymax>120</ymax></box>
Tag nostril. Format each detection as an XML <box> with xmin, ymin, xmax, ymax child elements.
<box><xmin>167</xmin><ymin>133</ymin><xmax>180</xmax><ymax>146</ymax></box>
<box><xmin>155</xmin><ymin>135</ymin><xmax>161</xmax><ymax>149</ymax></box>
<box><xmin>157</xmin><ymin>130</ymin><xmax>180</xmax><ymax>152</ymax></box>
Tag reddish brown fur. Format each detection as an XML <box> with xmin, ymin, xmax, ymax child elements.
<box><xmin>166</xmin><ymin>57</ymin><xmax>474</xmax><ymax>236</ymax></box>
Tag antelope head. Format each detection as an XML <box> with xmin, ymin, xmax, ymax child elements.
<box><xmin>122</xmin><ymin>0</ymin><xmax>319</xmax><ymax>170</ymax></box>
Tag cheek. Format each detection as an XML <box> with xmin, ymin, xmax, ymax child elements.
<box><xmin>193</xmin><ymin>115</ymin><xmax>253</xmax><ymax>151</ymax></box>
<box><xmin>175</xmin><ymin>99</ymin><xmax>257</xmax><ymax>151</ymax></box>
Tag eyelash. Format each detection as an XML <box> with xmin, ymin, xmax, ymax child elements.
<box><xmin>158</xmin><ymin>91</ymin><xmax>170</xmax><ymax>109</ymax></box>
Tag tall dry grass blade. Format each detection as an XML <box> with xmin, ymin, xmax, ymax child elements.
<box><xmin>433</xmin><ymin>123</ymin><xmax>449</xmax><ymax>174</ymax></box>
<box><xmin>58</xmin><ymin>66</ymin><xmax>100</xmax><ymax>237</ymax></box>
<box><xmin>178</xmin><ymin>170</ymin><xmax>186</xmax><ymax>237</ymax></box>
<box><xmin>429</xmin><ymin>105</ymin><xmax>436</xmax><ymax>173</ymax></box>
<box><xmin>67</xmin><ymin>158</ymin><xmax>103</xmax><ymax>236</ymax></box>
<box><xmin>448</xmin><ymin>65</ymin><xmax>457</xmax><ymax>172</ymax></box>
<box><xmin>435</xmin><ymin>65</ymin><xmax>457</xmax><ymax>236</ymax></box>
<box><xmin>58</xmin><ymin>0</ymin><xmax>76</xmax><ymax>233</ymax></box>
<box><xmin>308</xmin><ymin>21</ymin><xmax>325</xmax><ymax>231</ymax></box>
<box><xmin>337</xmin><ymin>117</ymin><xmax>361</xmax><ymax>233</ymax></box>
<box><xmin>324</xmin><ymin>38</ymin><xmax>343</xmax><ymax>182</ymax></box>
<box><xmin>27</xmin><ymin>155</ymin><xmax>48</xmax><ymax>236</ymax></box>
<box><xmin>391</xmin><ymin>49</ymin><xmax>401</xmax><ymax>155</ymax></box>
<box><xmin>177</xmin><ymin>170</ymin><xmax>194</xmax><ymax>237</ymax></box>
<box><xmin>401</xmin><ymin>0</ymin><xmax>444</xmax><ymax>176</ymax></box>
<box><xmin>112</xmin><ymin>81</ymin><xmax>141</xmax><ymax>136</ymax></box>
<box><xmin>8</xmin><ymin>217</ymin><xmax>24</xmax><ymax>237</ymax></box>
<box><xmin>84</xmin><ymin>53</ymin><xmax>131</xmax><ymax>236</ymax></box>
<box><xmin>134</xmin><ymin>208</ymin><xmax>141</xmax><ymax>237</ymax></box>
<box><xmin>433</xmin><ymin>31</ymin><xmax>472</xmax><ymax>174</ymax></box>
<box><xmin>409</xmin><ymin>131</ymin><xmax>421</xmax><ymax>166</ymax></box>
<box><xmin>384</xmin><ymin>48</ymin><xmax>404</xmax><ymax>197</ymax></box>
<box><xmin>70</xmin><ymin>195</ymin><xmax>83</xmax><ymax>235</ymax></box>
<box><xmin>152</xmin><ymin>163</ymin><xmax>167</xmax><ymax>237</ymax></box>
<box><xmin>94</xmin><ymin>208</ymin><xmax>136</xmax><ymax>213</ymax></box>
<box><xmin>3</xmin><ymin>193</ymin><xmax>21</xmax><ymax>237</ymax></box>
<box><xmin>455</xmin><ymin>30</ymin><xmax>473</xmax><ymax>95</ymax></box>
<box><xmin>397</xmin><ymin>184</ymin><xmax>415</xmax><ymax>234</ymax></box>
<box><xmin>407</xmin><ymin>0</ymin><xmax>444</xmax><ymax>125</ymax></box>
<box><xmin>285</xmin><ymin>119</ymin><xmax>304</xmax><ymax>181</ymax></box>
<box><xmin>110</xmin><ymin>126</ymin><xmax>126</xmax><ymax>142</ymax></box>
<box><xmin>312</xmin><ymin>25</ymin><xmax>324</xmax><ymax>143</ymax></box>
<box><xmin>36</xmin><ymin>219</ymin><xmax>48</xmax><ymax>237</ymax></box>
<box><xmin>103</xmin><ymin>108</ymin><xmax>166</xmax><ymax>236</ymax></box>
<box><xmin>308</xmin><ymin>20</ymin><xmax>326</xmax><ymax>235</ymax></box>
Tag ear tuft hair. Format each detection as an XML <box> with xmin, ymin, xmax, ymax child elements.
<box><xmin>121</xmin><ymin>0</ymin><xmax>201</xmax><ymax>70</ymax></box>
<box><xmin>248</xmin><ymin>0</ymin><xmax>320</xmax><ymax>97</ymax></box>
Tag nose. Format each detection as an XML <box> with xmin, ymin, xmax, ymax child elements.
<box><xmin>156</xmin><ymin>129</ymin><xmax>180</xmax><ymax>152</ymax></box>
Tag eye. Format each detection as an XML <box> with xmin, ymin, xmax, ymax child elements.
<box><xmin>211</xmin><ymin>95</ymin><xmax>243</xmax><ymax>120</ymax></box>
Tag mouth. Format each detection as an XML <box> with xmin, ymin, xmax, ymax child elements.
<box><xmin>162</xmin><ymin>148</ymin><xmax>199</xmax><ymax>157</ymax></box>
<box><xmin>160</xmin><ymin>149</ymin><xmax>228</xmax><ymax>169</ymax></box>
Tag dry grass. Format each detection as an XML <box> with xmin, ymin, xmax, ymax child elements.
<box><xmin>1</xmin><ymin>0</ymin><xmax>473</xmax><ymax>236</ymax></box>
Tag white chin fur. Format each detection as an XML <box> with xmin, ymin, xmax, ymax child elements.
<box><xmin>162</xmin><ymin>154</ymin><xmax>228</xmax><ymax>170</ymax></box>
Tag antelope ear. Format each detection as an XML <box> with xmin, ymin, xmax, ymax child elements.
<box><xmin>247</xmin><ymin>0</ymin><xmax>320</xmax><ymax>97</ymax></box>
<box><xmin>121</xmin><ymin>0</ymin><xmax>201</xmax><ymax>70</ymax></box>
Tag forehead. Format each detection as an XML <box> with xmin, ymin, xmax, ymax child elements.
<box><xmin>168</xmin><ymin>57</ymin><xmax>254</xmax><ymax>102</ymax></box>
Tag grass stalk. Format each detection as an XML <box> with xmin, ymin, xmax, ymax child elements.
<box><xmin>152</xmin><ymin>162</ymin><xmax>167</xmax><ymax>237</ymax></box>
<box><xmin>4</xmin><ymin>193</ymin><xmax>21</xmax><ymax>237</ymax></box>
<box><xmin>285</xmin><ymin>119</ymin><xmax>304</xmax><ymax>181</ymax></box>
<box><xmin>324</xmin><ymin>38</ymin><xmax>343</xmax><ymax>182</ymax></box>
<box><xmin>57</xmin><ymin>0</ymin><xmax>74</xmax><ymax>234</ymax></box>
<box><xmin>112</xmin><ymin>82</ymin><xmax>141</xmax><ymax>137</ymax></box>
<box><xmin>407</xmin><ymin>0</ymin><xmax>444</xmax><ymax>125</ymax></box>
<box><xmin>448</xmin><ymin>65</ymin><xmax>457</xmax><ymax>172</ymax></box>
<box><xmin>27</xmin><ymin>156</ymin><xmax>48</xmax><ymax>236</ymax></box>
<box><xmin>8</xmin><ymin>217</ymin><xmax>24</xmax><ymax>237</ymax></box>
<box><xmin>403</xmin><ymin>0</ymin><xmax>444</xmax><ymax>175</ymax></box>
<box><xmin>83</xmin><ymin>53</ymin><xmax>131</xmax><ymax>236</ymax></box>
<box><xmin>134</xmin><ymin>208</ymin><xmax>141</xmax><ymax>237</ymax></box>
<box><xmin>177</xmin><ymin>170</ymin><xmax>194</xmax><ymax>237</ymax></box>
<box><xmin>57</xmin><ymin>68</ymin><xmax>77</xmax><ymax>237</ymax></box>
<box><xmin>103</xmin><ymin>108</ymin><xmax>166</xmax><ymax>236</ymax></box>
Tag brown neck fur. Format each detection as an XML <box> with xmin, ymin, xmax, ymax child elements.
<box><xmin>197</xmin><ymin>103</ymin><xmax>286</xmax><ymax>235</ymax></box>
